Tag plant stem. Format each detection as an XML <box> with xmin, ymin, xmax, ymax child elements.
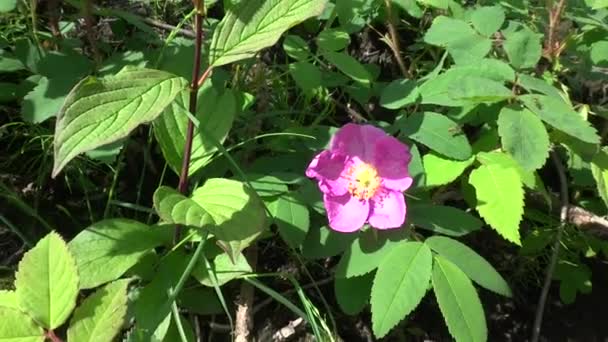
<box><xmin>384</xmin><ymin>0</ymin><xmax>411</xmax><ymax>78</ymax></box>
<box><xmin>531</xmin><ymin>149</ymin><xmax>569</xmax><ymax>342</ymax></box>
<box><xmin>46</xmin><ymin>330</ymin><xmax>64</xmax><ymax>342</ymax></box>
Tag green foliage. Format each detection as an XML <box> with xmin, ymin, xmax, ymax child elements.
<box><xmin>423</xmin><ymin>153</ymin><xmax>474</xmax><ymax>187</ymax></box>
<box><xmin>67</xmin><ymin>279</ymin><xmax>131</xmax><ymax>342</ymax></box>
<box><xmin>15</xmin><ymin>231</ymin><xmax>79</xmax><ymax>329</ymax></box>
<box><xmin>192</xmin><ymin>252</ymin><xmax>252</xmax><ymax>286</ymax></box>
<box><xmin>208</xmin><ymin>0</ymin><xmax>328</xmax><ymax>66</ymax></box>
<box><xmin>52</xmin><ymin>67</ymin><xmax>188</xmax><ymax>177</ymax></box>
<box><xmin>432</xmin><ymin>255</ymin><xmax>487</xmax><ymax>342</ymax></box>
<box><xmin>370</xmin><ymin>242</ymin><xmax>432</xmax><ymax>338</ymax></box>
<box><xmin>269</xmin><ymin>193</ymin><xmax>310</xmax><ymax>248</ymax></box>
<box><xmin>408</xmin><ymin>204</ymin><xmax>482</xmax><ymax>236</ymax></box>
<box><xmin>502</xmin><ymin>24</ymin><xmax>543</xmax><ymax>69</ymax></box>
<box><xmin>334</xmin><ymin>273</ymin><xmax>373</xmax><ymax>315</ymax></box>
<box><xmin>0</xmin><ymin>307</ymin><xmax>44</xmax><ymax>342</ymax></box>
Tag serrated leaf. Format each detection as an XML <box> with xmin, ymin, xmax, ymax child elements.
<box><xmin>335</xmin><ymin>273</ymin><xmax>373</xmax><ymax>315</ymax></box>
<box><xmin>469</xmin><ymin>164</ymin><xmax>524</xmax><ymax>244</ymax></box>
<box><xmin>591</xmin><ymin>148</ymin><xmax>608</xmax><ymax>209</ymax></box>
<box><xmin>323</xmin><ymin>51</ymin><xmax>371</xmax><ymax>86</ymax></box>
<box><xmin>153</xmin><ymin>84</ymin><xmax>236</xmax><ymax>176</ymax></box>
<box><xmin>520</xmin><ymin>94</ymin><xmax>600</xmax><ymax>144</ymax></box>
<box><xmin>0</xmin><ymin>291</ymin><xmax>18</xmax><ymax>310</ymax></box>
<box><xmin>69</xmin><ymin>219</ymin><xmax>169</xmax><ymax>289</ymax></box>
<box><xmin>408</xmin><ymin>204</ymin><xmax>482</xmax><ymax>236</ymax></box>
<box><xmin>470</xmin><ymin>6</ymin><xmax>505</xmax><ymax>36</ymax></box>
<box><xmin>15</xmin><ymin>231</ymin><xmax>79</xmax><ymax>329</ymax></box>
<box><xmin>423</xmin><ymin>153</ymin><xmax>474</xmax><ymax>187</ymax></box>
<box><xmin>398</xmin><ymin>112</ymin><xmax>472</xmax><ymax>160</ymax></box>
<box><xmin>424</xmin><ymin>16</ymin><xmax>491</xmax><ymax>64</ymax></box>
<box><xmin>301</xmin><ymin>226</ymin><xmax>357</xmax><ymax>259</ymax></box>
<box><xmin>497</xmin><ymin>106</ymin><xmax>550</xmax><ymax>171</ymax></box>
<box><xmin>67</xmin><ymin>279</ymin><xmax>131</xmax><ymax>342</ymax></box>
<box><xmin>502</xmin><ymin>24</ymin><xmax>542</xmax><ymax>69</ymax></box>
<box><xmin>426</xmin><ymin>236</ymin><xmax>511</xmax><ymax>297</ymax></box>
<box><xmin>476</xmin><ymin>151</ymin><xmax>536</xmax><ymax>189</ymax></box>
<box><xmin>209</xmin><ymin>0</ymin><xmax>327</xmax><ymax>67</ymax></box>
<box><xmin>192</xmin><ymin>252</ymin><xmax>252</xmax><ymax>286</ymax></box>
<box><xmin>52</xmin><ymin>67</ymin><xmax>187</xmax><ymax>177</ymax></box>
<box><xmin>379</xmin><ymin>79</ymin><xmax>419</xmax><ymax>109</ymax></box>
<box><xmin>335</xmin><ymin>229</ymin><xmax>407</xmax><ymax>278</ymax></box>
<box><xmin>371</xmin><ymin>242</ymin><xmax>432</xmax><ymax>338</ymax></box>
<box><xmin>448</xmin><ymin>76</ymin><xmax>512</xmax><ymax>104</ymax></box>
<box><xmin>269</xmin><ymin>194</ymin><xmax>310</xmax><ymax>249</ymax></box>
<box><xmin>432</xmin><ymin>255</ymin><xmax>487</xmax><ymax>342</ymax></box>
<box><xmin>0</xmin><ymin>307</ymin><xmax>44</xmax><ymax>342</ymax></box>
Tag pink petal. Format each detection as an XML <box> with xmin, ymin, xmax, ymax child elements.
<box><xmin>374</xmin><ymin>136</ymin><xmax>413</xmax><ymax>192</ymax></box>
<box><xmin>324</xmin><ymin>193</ymin><xmax>369</xmax><ymax>232</ymax></box>
<box><xmin>306</xmin><ymin>151</ymin><xmax>349</xmax><ymax>196</ymax></box>
<box><xmin>368</xmin><ymin>190</ymin><xmax>406</xmax><ymax>229</ymax></box>
<box><xmin>330</xmin><ymin>124</ymin><xmax>386</xmax><ymax>163</ymax></box>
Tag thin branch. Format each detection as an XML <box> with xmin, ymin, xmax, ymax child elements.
<box><xmin>143</xmin><ymin>18</ymin><xmax>197</xmax><ymax>38</ymax></box>
<box><xmin>235</xmin><ymin>246</ymin><xmax>258</xmax><ymax>342</ymax></box>
<box><xmin>384</xmin><ymin>0</ymin><xmax>411</xmax><ymax>78</ymax></box>
<box><xmin>532</xmin><ymin>149</ymin><xmax>569</xmax><ymax>342</ymax></box>
<box><xmin>45</xmin><ymin>330</ymin><xmax>64</xmax><ymax>342</ymax></box>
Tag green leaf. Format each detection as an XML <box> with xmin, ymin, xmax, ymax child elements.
<box><xmin>379</xmin><ymin>79</ymin><xmax>419</xmax><ymax>109</ymax></box>
<box><xmin>398</xmin><ymin>112</ymin><xmax>472</xmax><ymax>160</ymax></box>
<box><xmin>0</xmin><ymin>0</ymin><xmax>17</xmax><ymax>13</ymax></box>
<box><xmin>591</xmin><ymin>148</ymin><xmax>608</xmax><ymax>209</ymax></box>
<box><xmin>335</xmin><ymin>229</ymin><xmax>407</xmax><ymax>278</ymax></box>
<box><xmin>408</xmin><ymin>204</ymin><xmax>483</xmax><ymax>237</ymax></box>
<box><xmin>15</xmin><ymin>231</ymin><xmax>79</xmax><ymax>329</ymax></box>
<box><xmin>0</xmin><ymin>291</ymin><xmax>18</xmax><ymax>309</ymax></box>
<box><xmin>269</xmin><ymin>194</ymin><xmax>310</xmax><ymax>249</ymax></box>
<box><xmin>153</xmin><ymin>186</ymin><xmax>213</xmax><ymax>228</ymax></box>
<box><xmin>497</xmin><ymin>106</ymin><xmax>550</xmax><ymax>171</ymax></box>
<box><xmin>517</xmin><ymin>74</ymin><xmax>564</xmax><ymax>99</ymax></box>
<box><xmin>0</xmin><ymin>307</ymin><xmax>44</xmax><ymax>342</ymax></box>
<box><xmin>502</xmin><ymin>24</ymin><xmax>542</xmax><ymax>69</ymax></box>
<box><xmin>469</xmin><ymin>164</ymin><xmax>524</xmax><ymax>244</ymax></box>
<box><xmin>208</xmin><ymin>0</ymin><xmax>327</xmax><ymax>67</ymax></box>
<box><xmin>476</xmin><ymin>151</ymin><xmax>536</xmax><ymax>189</ymax></box>
<box><xmin>448</xmin><ymin>76</ymin><xmax>512</xmax><ymax>104</ymax></box>
<box><xmin>520</xmin><ymin>94</ymin><xmax>600</xmax><ymax>144</ymax></box>
<box><xmin>591</xmin><ymin>41</ymin><xmax>608</xmax><ymax>65</ymax></box>
<box><xmin>470</xmin><ymin>6</ymin><xmax>505</xmax><ymax>36</ymax></box>
<box><xmin>322</xmin><ymin>51</ymin><xmax>371</xmax><ymax>86</ymax></box>
<box><xmin>418</xmin><ymin>0</ymin><xmax>448</xmax><ymax>9</ymax></box>
<box><xmin>334</xmin><ymin>273</ymin><xmax>373</xmax><ymax>315</ymax></box>
<box><xmin>52</xmin><ymin>67</ymin><xmax>187</xmax><ymax>177</ymax></box>
<box><xmin>424</xmin><ymin>16</ymin><xmax>491</xmax><ymax>64</ymax></box>
<box><xmin>301</xmin><ymin>226</ymin><xmax>358</xmax><ymax>259</ymax></box>
<box><xmin>164</xmin><ymin>314</ymin><xmax>195</xmax><ymax>342</ymax></box>
<box><xmin>153</xmin><ymin>84</ymin><xmax>236</xmax><ymax>176</ymax></box>
<box><xmin>67</xmin><ymin>279</ymin><xmax>131</xmax><ymax>342</ymax></box>
<box><xmin>432</xmin><ymin>255</ymin><xmax>487</xmax><ymax>342</ymax></box>
<box><xmin>423</xmin><ymin>153</ymin><xmax>474</xmax><ymax>187</ymax></box>
<box><xmin>283</xmin><ymin>35</ymin><xmax>311</xmax><ymax>61</ymax></box>
<box><xmin>21</xmin><ymin>77</ymin><xmax>75</xmax><ymax>123</ymax></box>
<box><xmin>426</xmin><ymin>236</ymin><xmax>511</xmax><ymax>297</ymax></box>
<box><xmin>192</xmin><ymin>252</ymin><xmax>252</xmax><ymax>286</ymax></box>
<box><xmin>370</xmin><ymin>242</ymin><xmax>432</xmax><ymax>338</ymax></box>
<box><xmin>69</xmin><ymin>219</ymin><xmax>169</xmax><ymax>289</ymax></box>
<box><xmin>289</xmin><ymin>62</ymin><xmax>322</xmax><ymax>95</ymax></box>
<box><xmin>317</xmin><ymin>29</ymin><xmax>351</xmax><ymax>51</ymax></box>
<box><xmin>336</xmin><ymin>0</ymin><xmax>376</xmax><ymax>32</ymax></box>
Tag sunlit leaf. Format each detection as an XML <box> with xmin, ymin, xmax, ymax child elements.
<box><xmin>0</xmin><ymin>307</ymin><xmax>44</xmax><ymax>342</ymax></box>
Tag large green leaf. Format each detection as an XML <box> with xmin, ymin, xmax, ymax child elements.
<box><xmin>153</xmin><ymin>84</ymin><xmax>236</xmax><ymax>176</ymax></box>
<box><xmin>398</xmin><ymin>112</ymin><xmax>472</xmax><ymax>160</ymax></box>
<box><xmin>424</xmin><ymin>16</ymin><xmax>491</xmax><ymax>64</ymax></box>
<box><xmin>301</xmin><ymin>226</ymin><xmax>357</xmax><ymax>259</ymax></box>
<box><xmin>408</xmin><ymin>204</ymin><xmax>482</xmax><ymax>237</ymax></box>
<box><xmin>0</xmin><ymin>0</ymin><xmax>17</xmax><ymax>12</ymax></box>
<box><xmin>153</xmin><ymin>186</ymin><xmax>213</xmax><ymax>227</ymax></box>
<box><xmin>69</xmin><ymin>219</ymin><xmax>169</xmax><ymax>289</ymax></box>
<box><xmin>432</xmin><ymin>255</ymin><xmax>487</xmax><ymax>342</ymax></box>
<box><xmin>335</xmin><ymin>229</ymin><xmax>407</xmax><ymax>278</ymax></box>
<box><xmin>426</xmin><ymin>236</ymin><xmax>511</xmax><ymax>297</ymax></box>
<box><xmin>470</xmin><ymin>6</ymin><xmax>505</xmax><ymax>36</ymax></box>
<box><xmin>322</xmin><ymin>51</ymin><xmax>372</xmax><ymax>86</ymax></box>
<box><xmin>370</xmin><ymin>242</ymin><xmax>432</xmax><ymax>338</ymax></box>
<box><xmin>192</xmin><ymin>252</ymin><xmax>252</xmax><ymax>286</ymax></box>
<box><xmin>67</xmin><ymin>279</ymin><xmax>131</xmax><ymax>342</ymax></box>
<box><xmin>334</xmin><ymin>273</ymin><xmax>373</xmax><ymax>315</ymax></box>
<box><xmin>476</xmin><ymin>151</ymin><xmax>536</xmax><ymax>189</ymax></box>
<box><xmin>0</xmin><ymin>291</ymin><xmax>18</xmax><ymax>309</ymax></box>
<box><xmin>520</xmin><ymin>94</ymin><xmax>600</xmax><ymax>144</ymax></box>
<box><xmin>502</xmin><ymin>24</ymin><xmax>542</xmax><ymax>69</ymax></box>
<box><xmin>269</xmin><ymin>194</ymin><xmax>310</xmax><ymax>249</ymax></box>
<box><xmin>379</xmin><ymin>79</ymin><xmax>419</xmax><ymax>109</ymax></box>
<box><xmin>15</xmin><ymin>231</ymin><xmax>79</xmax><ymax>329</ymax></box>
<box><xmin>423</xmin><ymin>153</ymin><xmax>474</xmax><ymax>187</ymax></box>
<box><xmin>591</xmin><ymin>148</ymin><xmax>608</xmax><ymax>209</ymax></box>
<box><xmin>497</xmin><ymin>106</ymin><xmax>550</xmax><ymax>171</ymax></box>
<box><xmin>469</xmin><ymin>164</ymin><xmax>524</xmax><ymax>245</ymax></box>
<box><xmin>0</xmin><ymin>307</ymin><xmax>44</xmax><ymax>342</ymax></box>
<box><xmin>208</xmin><ymin>0</ymin><xmax>327</xmax><ymax>67</ymax></box>
<box><xmin>448</xmin><ymin>77</ymin><xmax>512</xmax><ymax>104</ymax></box>
<box><xmin>52</xmin><ymin>67</ymin><xmax>187</xmax><ymax>177</ymax></box>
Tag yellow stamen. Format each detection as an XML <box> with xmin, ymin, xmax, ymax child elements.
<box><xmin>346</xmin><ymin>162</ymin><xmax>381</xmax><ymax>200</ymax></box>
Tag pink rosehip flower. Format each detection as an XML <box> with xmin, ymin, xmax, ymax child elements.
<box><xmin>306</xmin><ymin>123</ymin><xmax>413</xmax><ymax>232</ymax></box>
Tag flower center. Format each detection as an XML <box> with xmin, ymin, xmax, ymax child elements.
<box><xmin>346</xmin><ymin>162</ymin><xmax>381</xmax><ymax>200</ymax></box>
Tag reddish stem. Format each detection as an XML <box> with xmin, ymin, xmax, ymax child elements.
<box><xmin>46</xmin><ymin>330</ymin><xmax>63</xmax><ymax>342</ymax></box>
